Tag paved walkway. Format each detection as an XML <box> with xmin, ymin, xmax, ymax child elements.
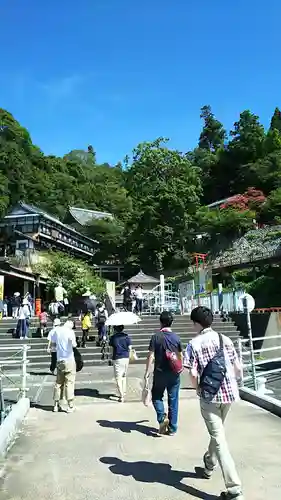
<box><xmin>1</xmin><ymin>369</ymin><xmax>281</xmax><ymax>499</ymax></box>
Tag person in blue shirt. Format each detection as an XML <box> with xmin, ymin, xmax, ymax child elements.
<box><xmin>144</xmin><ymin>311</ymin><xmax>183</xmax><ymax>436</ymax></box>
<box><xmin>109</xmin><ymin>325</ymin><xmax>132</xmax><ymax>402</ymax></box>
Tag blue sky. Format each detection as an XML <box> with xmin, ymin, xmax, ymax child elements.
<box><xmin>1</xmin><ymin>0</ymin><xmax>281</xmax><ymax>164</ymax></box>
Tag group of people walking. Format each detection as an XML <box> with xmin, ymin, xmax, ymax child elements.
<box><xmin>47</xmin><ymin>316</ymin><xmax>132</xmax><ymax>408</ymax></box>
<box><xmin>121</xmin><ymin>283</ymin><xmax>144</xmax><ymax>314</ymax></box>
<box><xmin>47</xmin><ymin>303</ymin><xmax>243</xmax><ymax>499</ymax></box>
<box><xmin>144</xmin><ymin>306</ymin><xmax>243</xmax><ymax>500</ymax></box>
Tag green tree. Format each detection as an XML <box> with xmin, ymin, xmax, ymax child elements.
<box><xmin>228</xmin><ymin>110</ymin><xmax>265</xmax><ymax>164</ymax></box>
<box><xmin>85</xmin><ymin>218</ymin><xmax>126</xmax><ymax>264</ymax></box>
<box><xmin>264</xmin><ymin>128</ymin><xmax>281</xmax><ymax>155</ymax></box>
<box><xmin>196</xmin><ymin>206</ymin><xmax>255</xmax><ymax>241</ymax></box>
<box><xmin>198</xmin><ymin>105</ymin><xmax>227</xmax><ymax>151</ymax></box>
<box><xmin>64</xmin><ymin>146</ymin><xmax>96</xmax><ymax>166</ymax></box>
<box><xmin>33</xmin><ymin>251</ymin><xmax>105</xmax><ymax>298</ymax></box>
<box><xmin>190</xmin><ymin>147</ymin><xmax>222</xmax><ymax>203</ymax></box>
<box><xmin>260</xmin><ymin>187</ymin><xmax>281</xmax><ymax>223</ymax></box>
<box><xmin>126</xmin><ymin>138</ymin><xmax>202</xmax><ymax>271</ymax></box>
<box><xmin>270</xmin><ymin>107</ymin><xmax>281</xmax><ymax>133</ymax></box>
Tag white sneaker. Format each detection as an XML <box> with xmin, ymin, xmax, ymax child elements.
<box><xmin>53</xmin><ymin>403</ymin><xmax>59</xmax><ymax>413</ymax></box>
<box><xmin>66</xmin><ymin>405</ymin><xmax>74</xmax><ymax>413</ymax></box>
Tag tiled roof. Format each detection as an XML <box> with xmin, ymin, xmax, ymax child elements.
<box><xmin>127</xmin><ymin>270</ymin><xmax>159</xmax><ymax>284</ymax></box>
<box><xmin>6</xmin><ymin>202</ymin><xmax>98</xmax><ymax>244</ymax></box>
<box><xmin>69</xmin><ymin>206</ymin><xmax>113</xmax><ymax>226</ymax></box>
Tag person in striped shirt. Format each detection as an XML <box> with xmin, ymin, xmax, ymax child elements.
<box><xmin>184</xmin><ymin>306</ymin><xmax>243</xmax><ymax>500</ymax></box>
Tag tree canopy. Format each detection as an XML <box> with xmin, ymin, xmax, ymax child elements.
<box><xmin>33</xmin><ymin>252</ymin><xmax>105</xmax><ymax>298</ymax></box>
<box><xmin>1</xmin><ymin>104</ymin><xmax>281</xmax><ymax>276</ymax></box>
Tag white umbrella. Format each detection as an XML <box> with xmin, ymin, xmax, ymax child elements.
<box><xmin>105</xmin><ymin>311</ymin><xmax>141</xmax><ymax>326</ymax></box>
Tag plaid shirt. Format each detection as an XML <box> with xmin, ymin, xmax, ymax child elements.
<box><xmin>184</xmin><ymin>327</ymin><xmax>240</xmax><ymax>403</ymax></box>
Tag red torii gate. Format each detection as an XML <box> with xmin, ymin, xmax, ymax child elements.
<box><xmin>192</xmin><ymin>252</ymin><xmax>208</xmax><ymax>270</ymax></box>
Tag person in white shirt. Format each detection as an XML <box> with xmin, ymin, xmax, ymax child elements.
<box><xmin>50</xmin><ymin>319</ymin><xmax>77</xmax><ymax>413</ymax></box>
<box><xmin>135</xmin><ymin>284</ymin><xmax>143</xmax><ymax>315</ymax></box>
<box><xmin>17</xmin><ymin>299</ymin><xmax>31</xmax><ymax>339</ymax></box>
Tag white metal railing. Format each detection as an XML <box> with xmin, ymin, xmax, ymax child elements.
<box><xmin>237</xmin><ymin>335</ymin><xmax>281</xmax><ymax>394</ymax></box>
<box><xmin>0</xmin><ymin>345</ymin><xmax>30</xmax><ymax>423</ymax></box>
<box><xmin>145</xmin><ymin>284</ymin><xmax>180</xmax><ymax>315</ymax></box>
<box><xmin>179</xmin><ymin>289</ymin><xmax>245</xmax><ymax>314</ymax></box>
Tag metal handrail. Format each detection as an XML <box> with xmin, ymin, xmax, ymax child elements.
<box><xmin>238</xmin><ymin>334</ymin><xmax>281</xmax><ymax>394</ymax></box>
<box><xmin>240</xmin><ymin>335</ymin><xmax>281</xmax><ymax>343</ymax></box>
<box><xmin>0</xmin><ymin>344</ymin><xmax>30</xmax><ymax>423</ymax></box>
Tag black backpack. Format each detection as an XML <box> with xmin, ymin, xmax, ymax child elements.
<box><xmin>73</xmin><ymin>347</ymin><xmax>84</xmax><ymax>372</ymax></box>
<box><xmin>123</xmin><ymin>288</ymin><xmax>131</xmax><ymax>301</ymax></box>
<box><xmin>199</xmin><ymin>333</ymin><xmax>226</xmax><ymax>402</ymax></box>
<box><xmin>97</xmin><ymin>309</ymin><xmax>106</xmax><ymax>324</ymax></box>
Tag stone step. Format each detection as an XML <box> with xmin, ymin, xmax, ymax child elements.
<box><xmin>0</xmin><ymin>315</ymin><xmax>240</xmax><ymax>368</ymax></box>
<box><xmin>0</xmin><ymin>334</ymin><xmax>240</xmax><ymax>359</ymax></box>
<box><xmin>0</xmin><ymin>326</ymin><xmax>239</xmax><ymax>340</ymax></box>
<box><xmin>0</xmin><ymin>330</ymin><xmax>239</xmax><ymax>347</ymax></box>
<box><xmin>0</xmin><ymin>321</ymin><xmax>238</xmax><ymax>333</ymax></box>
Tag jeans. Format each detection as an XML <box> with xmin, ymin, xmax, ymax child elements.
<box><xmin>17</xmin><ymin>319</ymin><xmax>29</xmax><ymax>338</ymax></box>
<box><xmin>98</xmin><ymin>324</ymin><xmax>107</xmax><ymax>341</ymax></box>
<box><xmin>200</xmin><ymin>399</ymin><xmax>242</xmax><ymax>496</ymax></box>
<box><xmin>152</xmin><ymin>371</ymin><xmax>180</xmax><ymax>433</ymax></box>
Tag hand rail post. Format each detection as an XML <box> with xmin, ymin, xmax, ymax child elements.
<box><xmin>237</xmin><ymin>338</ymin><xmax>244</xmax><ymax>387</ymax></box>
<box><xmin>0</xmin><ymin>373</ymin><xmax>4</xmax><ymax>424</ymax></box>
<box><xmin>21</xmin><ymin>345</ymin><xmax>28</xmax><ymax>398</ymax></box>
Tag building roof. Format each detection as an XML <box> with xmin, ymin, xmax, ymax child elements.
<box><xmin>127</xmin><ymin>270</ymin><xmax>159</xmax><ymax>284</ymax></box>
<box><xmin>4</xmin><ymin>202</ymin><xmax>98</xmax><ymax>244</ymax></box>
<box><xmin>207</xmin><ymin>195</ymin><xmax>238</xmax><ymax>209</ymax></box>
<box><xmin>68</xmin><ymin>206</ymin><xmax>113</xmax><ymax>226</ymax></box>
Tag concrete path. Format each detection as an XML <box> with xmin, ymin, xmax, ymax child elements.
<box><xmin>3</xmin><ymin>365</ymin><xmax>195</xmax><ymax>409</ymax></box>
<box><xmin>1</xmin><ymin>383</ymin><xmax>281</xmax><ymax>499</ymax></box>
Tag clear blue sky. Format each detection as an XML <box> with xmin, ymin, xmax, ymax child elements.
<box><xmin>1</xmin><ymin>0</ymin><xmax>280</xmax><ymax>164</ymax></box>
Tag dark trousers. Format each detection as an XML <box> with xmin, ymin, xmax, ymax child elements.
<box><xmin>123</xmin><ymin>301</ymin><xmax>132</xmax><ymax>312</ymax></box>
<box><xmin>17</xmin><ymin>319</ymin><xmax>29</xmax><ymax>338</ymax></box>
<box><xmin>152</xmin><ymin>371</ymin><xmax>180</xmax><ymax>433</ymax></box>
<box><xmin>98</xmin><ymin>323</ymin><xmax>107</xmax><ymax>341</ymax></box>
<box><xmin>82</xmin><ymin>328</ymin><xmax>89</xmax><ymax>347</ymax></box>
<box><xmin>136</xmin><ymin>298</ymin><xmax>143</xmax><ymax>314</ymax></box>
<box><xmin>50</xmin><ymin>352</ymin><xmax>57</xmax><ymax>373</ymax></box>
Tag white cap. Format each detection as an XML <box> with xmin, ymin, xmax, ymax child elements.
<box><xmin>53</xmin><ymin>318</ymin><xmax>61</xmax><ymax>326</ymax></box>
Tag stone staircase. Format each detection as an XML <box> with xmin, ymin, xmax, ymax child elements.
<box><xmin>0</xmin><ymin>315</ymin><xmax>241</xmax><ymax>373</ymax></box>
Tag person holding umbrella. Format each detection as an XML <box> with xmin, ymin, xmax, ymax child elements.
<box><xmin>106</xmin><ymin>311</ymin><xmax>139</xmax><ymax>402</ymax></box>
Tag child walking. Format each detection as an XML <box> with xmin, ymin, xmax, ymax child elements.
<box><xmin>39</xmin><ymin>308</ymin><xmax>48</xmax><ymax>338</ymax></box>
<box><xmin>81</xmin><ymin>311</ymin><xmax>92</xmax><ymax>348</ymax></box>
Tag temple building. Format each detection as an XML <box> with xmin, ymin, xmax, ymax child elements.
<box><xmin>0</xmin><ymin>202</ymin><xmax>124</xmax><ymax>297</ymax></box>
<box><xmin>0</xmin><ymin>202</ymin><xmax>99</xmax><ymax>297</ymax></box>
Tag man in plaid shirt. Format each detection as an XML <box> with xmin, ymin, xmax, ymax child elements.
<box><xmin>184</xmin><ymin>306</ymin><xmax>243</xmax><ymax>500</ymax></box>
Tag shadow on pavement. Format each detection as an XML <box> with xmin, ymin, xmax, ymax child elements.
<box><xmin>29</xmin><ymin>371</ymin><xmax>53</xmax><ymax>376</ymax></box>
<box><xmin>4</xmin><ymin>399</ymin><xmax>54</xmax><ymax>412</ymax></box>
<box><xmin>100</xmin><ymin>457</ymin><xmax>218</xmax><ymax>499</ymax></box>
<box><xmin>30</xmin><ymin>402</ymin><xmax>54</xmax><ymax>412</ymax></box>
<box><xmin>97</xmin><ymin>419</ymin><xmax>159</xmax><ymax>437</ymax></box>
<box><xmin>75</xmin><ymin>388</ymin><xmax>117</xmax><ymax>400</ymax></box>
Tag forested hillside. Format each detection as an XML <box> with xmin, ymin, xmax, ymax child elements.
<box><xmin>1</xmin><ymin>105</ymin><xmax>281</xmax><ymax>275</ymax></box>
